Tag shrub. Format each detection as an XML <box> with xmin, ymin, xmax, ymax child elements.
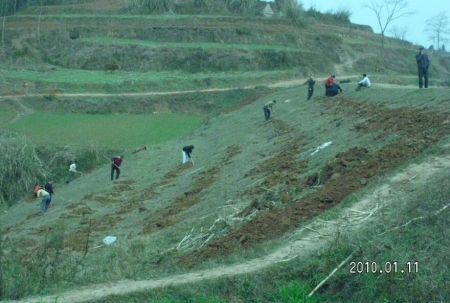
<box><xmin>283</xmin><ymin>0</ymin><xmax>305</xmax><ymax>27</ymax></box>
<box><xmin>0</xmin><ymin>131</ymin><xmax>47</xmax><ymax>205</ymax></box>
<box><xmin>124</xmin><ymin>0</ymin><xmax>175</xmax><ymax>14</ymax></box>
<box><xmin>226</xmin><ymin>0</ymin><xmax>258</xmax><ymax>14</ymax></box>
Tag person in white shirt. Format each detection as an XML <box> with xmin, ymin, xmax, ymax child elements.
<box><xmin>66</xmin><ymin>161</ymin><xmax>78</xmax><ymax>184</ymax></box>
<box><xmin>356</xmin><ymin>74</ymin><xmax>371</xmax><ymax>91</ymax></box>
<box><xmin>37</xmin><ymin>188</ymin><xmax>51</xmax><ymax>213</ymax></box>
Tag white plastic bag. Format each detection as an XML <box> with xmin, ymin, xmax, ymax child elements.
<box><xmin>102</xmin><ymin>236</ymin><xmax>117</xmax><ymax>245</ymax></box>
<box><xmin>311</xmin><ymin>141</ymin><xmax>332</xmax><ymax>155</ymax></box>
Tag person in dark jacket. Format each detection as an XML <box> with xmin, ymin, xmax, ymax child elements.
<box><xmin>182</xmin><ymin>145</ymin><xmax>194</xmax><ymax>164</ymax></box>
<box><xmin>415</xmin><ymin>46</ymin><xmax>429</xmax><ymax>88</ymax></box>
<box><xmin>326</xmin><ymin>83</ymin><xmax>343</xmax><ymax>97</ymax></box>
<box><xmin>305</xmin><ymin>75</ymin><xmax>315</xmax><ymax>100</ymax></box>
<box><xmin>44</xmin><ymin>181</ymin><xmax>54</xmax><ymax>208</ymax></box>
<box><xmin>111</xmin><ymin>155</ymin><xmax>124</xmax><ymax>180</ymax></box>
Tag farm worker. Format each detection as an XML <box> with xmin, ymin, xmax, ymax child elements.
<box><xmin>324</xmin><ymin>75</ymin><xmax>335</xmax><ymax>95</ymax></box>
<box><xmin>326</xmin><ymin>83</ymin><xmax>343</xmax><ymax>97</ymax></box>
<box><xmin>415</xmin><ymin>46</ymin><xmax>429</xmax><ymax>88</ymax></box>
<box><xmin>66</xmin><ymin>161</ymin><xmax>78</xmax><ymax>184</ymax></box>
<box><xmin>44</xmin><ymin>181</ymin><xmax>54</xmax><ymax>208</ymax></box>
<box><xmin>37</xmin><ymin>188</ymin><xmax>51</xmax><ymax>213</ymax></box>
<box><xmin>305</xmin><ymin>75</ymin><xmax>315</xmax><ymax>100</ymax></box>
<box><xmin>182</xmin><ymin>145</ymin><xmax>194</xmax><ymax>164</ymax></box>
<box><xmin>111</xmin><ymin>155</ymin><xmax>124</xmax><ymax>180</ymax></box>
<box><xmin>355</xmin><ymin>74</ymin><xmax>371</xmax><ymax>91</ymax></box>
<box><xmin>263</xmin><ymin>100</ymin><xmax>276</xmax><ymax>120</ymax></box>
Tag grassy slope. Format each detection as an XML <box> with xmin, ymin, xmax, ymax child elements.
<box><xmin>2</xmin><ymin>83</ymin><xmax>450</xmax><ymax>302</ymax></box>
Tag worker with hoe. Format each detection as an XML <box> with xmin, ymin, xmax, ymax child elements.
<box><xmin>111</xmin><ymin>155</ymin><xmax>124</xmax><ymax>180</ymax></box>
<box><xmin>263</xmin><ymin>100</ymin><xmax>276</xmax><ymax>120</ymax></box>
<box><xmin>37</xmin><ymin>187</ymin><xmax>51</xmax><ymax>213</ymax></box>
<box><xmin>66</xmin><ymin>160</ymin><xmax>78</xmax><ymax>184</ymax></box>
<box><xmin>182</xmin><ymin>145</ymin><xmax>194</xmax><ymax>164</ymax></box>
<box><xmin>305</xmin><ymin>75</ymin><xmax>315</xmax><ymax>100</ymax></box>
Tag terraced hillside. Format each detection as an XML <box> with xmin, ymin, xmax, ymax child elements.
<box><xmin>1</xmin><ymin>1</ymin><xmax>450</xmax><ymax>302</ymax></box>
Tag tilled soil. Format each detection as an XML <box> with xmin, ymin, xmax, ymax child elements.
<box><xmin>178</xmin><ymin>96</ymin><xmax>450</xmax><ymax>267</ymax></box>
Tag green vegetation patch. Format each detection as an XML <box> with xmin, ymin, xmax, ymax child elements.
<box><xmin>2</xmin><ymin>68</ymin><xmax>292</xmax><ymax>93</ymax></box>
<box><xmin>5</xmin><ymin>112</ymin><xmax>202</xmax><ymax>149</ymax></box>
<box><xmin>78</xmin><ymin>37</ymin><xmax>305</xmax><ymax>52</ymax></box>
<box><xmin>0</xmin><ymin>106</ymin><xmax>17</xmax><ymax>125</ymax></box>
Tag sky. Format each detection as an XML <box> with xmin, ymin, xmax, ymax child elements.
<box><xmin>269</xmin><ymin>0</ymin><xmax>450</xmax><ymax>48</ymax></box>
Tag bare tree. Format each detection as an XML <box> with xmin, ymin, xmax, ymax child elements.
<box><xmin>425</xmin><ymin>12</ymin><xmax>450</xmax><ymax>50</ymax></box>
<box><xmin>388</xmin><ymin>25</ymin><xmax>409</xmax><ymax>40</ymax></box>
<box><xmin>363</xmin><ymin>0</ymin><xmax>416</xmax><ymax>47</ymax></box>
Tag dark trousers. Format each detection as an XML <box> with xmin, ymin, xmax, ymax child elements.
<box><xmin>111</xmin><ymin>165</ymin><xmax>120</xmax><ymax>180</ymax></box>
<box><xmin>355</xmin><ymin>83</ymin><xmax>368</xmax><ymax>91</ymax></box>
<box><xmin>46</xmin><ymin>194</ymin><xmax>52</xmax><ymax>208</ymax></box>
<box><xmin>66</xmin><ymin>172</ymin><xmax>75</xmax><ymax>184</ymax></box>
<box><xmin>307</xmin><ymin>88</ymin><xmax>314</xmax><ymax>100</ymax></box>
<box><xmin>327</xmin><ymin>90</ymin><xmax>338</xmax><ymax>97</ymax></box>
<box><xmin>418</xmin><ymin>67</ymin><xmax>429</xmax><ymax>88</ymax></box>
<box><xmin>263</xmin><ymin>107</ymin><xmax>271</xmax><ymax>120</ymax></box>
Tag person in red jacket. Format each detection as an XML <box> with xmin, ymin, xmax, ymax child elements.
<box><xmin>111</xmin><ymin>155</ymin><xmax>124</xmax><ymax>181</ymax></box>
<box><xmin>324</xmin><ymin>75</ymin><xmax>335</xmax><ymax>96</ymax></box>
<box><xmin>325</xmin><ymin>75</ymin><xmax>335</xmax><ymax>86</ymax></box>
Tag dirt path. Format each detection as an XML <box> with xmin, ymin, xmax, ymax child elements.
<box><xmin>6</xmin><ymin>151</ymin><xmax>450</xmax><ymax>303</ymax></box>
<box><xmin>0</xmin><ymin>77</ymin><xmax>418</xmax><ymax>102</ymax></box>
<box><xmin>0</xmin><ymin>79</ymin><xmax>305</xmax><ymax>100</ymax></box>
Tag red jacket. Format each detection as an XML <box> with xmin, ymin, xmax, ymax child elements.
<box><xmin>325</xmin><ymin>76</ymin><xmax>334</xmax><ymax>86</ymax></box>
<box><xmin>112</xmin><ymin>157</ymin><xmax>122</xmax><ymax>167</ymax></box>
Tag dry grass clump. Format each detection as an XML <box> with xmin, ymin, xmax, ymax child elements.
<box><xmin>0</xmin><ymin>131</ymin><xmax>47</xmax><ymax>205</ymax></box>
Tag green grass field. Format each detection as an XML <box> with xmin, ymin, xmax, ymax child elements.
<box><xmin>4</xmin><ymin>112</ymin><xmax>203</xmax><ymax>149</ymax></box>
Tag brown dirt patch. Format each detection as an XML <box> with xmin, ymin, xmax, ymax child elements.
<box><xmin>83</xmin><ymin>192</ymin><xmax>121</xmax><ymax>204</ymax></box>
<box><xmin>63</xmin><ymin>229</ymin><xmax>92</xmax><ymax>252</ymax></box>
<box><xmin>141</xmin><ymin>145</ymin><xmax>241</xmax><ymax>234</ymax></box>
<box><xmin>60</xmin><ymin>205</ymin><xmax>97</xmax><ymax>219</ymax></box>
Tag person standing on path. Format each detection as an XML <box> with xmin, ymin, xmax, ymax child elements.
<box><xmin>263</xmin><ymin>100</ymin><xmax>276</xmax><ymax>120</ymax></box>
<box><xmin>416</xmin><ymin>46</ymin><xmax>429</xmax><ymax>88</ymax></box>
<box><xmin>37</xmin><ymin>188</ymin><xmax>51</xmax><ymax>213</ymax></box>
<box><xmin>111</xmin><ymin>155</ymin><xmax>124</xmax><ymax>180</ymax></box>
<box><xmin>44</xmin><ymin>181</ymin><xmax>54</xmax><ymax>208</ymax></box>
<box><xmin>306</xmin><ymin>75</ymin><xmax>315</xmax><ymax>100</ymax></box>
<box><xmin>182</xmin><ymin>145</ymin><xmax>194</xmax><ymax>164</ymax></box>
